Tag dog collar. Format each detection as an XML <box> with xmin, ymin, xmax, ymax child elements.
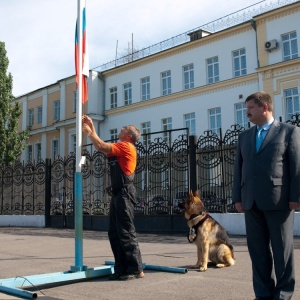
<box><xmin>187</xmin><ymin>213</ymin><xmax>211</xmax><ymax>243</ymax></box>
<box><xmin>187</xmin><ymin>213</ymin><xmax>210</xmax><ymax>228</ymax></box>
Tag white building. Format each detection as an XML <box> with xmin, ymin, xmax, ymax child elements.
<box><xmin>15</xmin><ymin>0</ymin><xmax>300</xmax><ymax>161</ymax></box>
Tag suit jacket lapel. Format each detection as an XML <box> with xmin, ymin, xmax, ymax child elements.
<box><xmin>259</xmin><ymin>119</ymin><xmax>280</xmax><ymax>152</ymax></box>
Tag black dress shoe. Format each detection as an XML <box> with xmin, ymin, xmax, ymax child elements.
<box><xmin>254</xmin><ymin>297</ymin><xmax>274</xmax><ymax>300</ymax></box>
<box><xmin>108</xmin><ymin>273</ymin><xmax>123</xmax><ymax>280</ymax></box>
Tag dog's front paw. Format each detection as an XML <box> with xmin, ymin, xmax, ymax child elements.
<box><xmin>199</xmin><ymin>265</ymin><xmax>207</xmax><ymax>272</ymax></box>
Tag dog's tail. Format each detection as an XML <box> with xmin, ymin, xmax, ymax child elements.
<box><xmin>227</xmin><ymin>243</ymin><xmax>235</xmax><ymax>259</ymax></box>
<box><xmin>228</xmin><ymin>245</ymin><xmax>235</xmax><ymax>262</ymax></box>
<box><xmin>217</xmin><ymin>244</ymin><xmax>236</xmax><ymax>267</ymax></box>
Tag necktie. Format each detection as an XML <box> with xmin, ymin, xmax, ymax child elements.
<box><xmin>256</xmin><ymin>127</ymin><xmax>264</xmax><ymax>152</ymax></box>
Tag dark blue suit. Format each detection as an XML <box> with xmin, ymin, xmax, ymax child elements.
<box><xmin>232</xmin><ymin>120</ymin><xmax>300</xmax><ymax>299</ymax></box>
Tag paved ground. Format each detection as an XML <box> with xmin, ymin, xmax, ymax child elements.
<box><xmin>0</xmin><ymin>227</ymin><xmax>299</xmax><ymax>300</ymax></box>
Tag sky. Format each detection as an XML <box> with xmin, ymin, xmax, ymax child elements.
<box><xmin>1</xmin><ymin>0</ymin><xmax>272</xmax><ymax>97</ymax></box>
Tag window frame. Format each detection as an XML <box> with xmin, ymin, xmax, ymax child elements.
<box><xmin>284</xmin><ymin>87</ymin><xmax>299</xmax><ymax>120</ymax></box>
<box><xmin>235</xmin><ymin>102</ymin><xmax>248</xmax><ymax>128</ymax></box>
<box><xmin>208</xmin><ymin>107</ymin><xmax>222</xmax><ymax>134</ymax></box>
<box><xmin>110</xmin><ymin>128</ymin><xmax>118</xmax><ymax>141</ymax></box>
<box><xmin>73</xmin><ymin>91</ymin><xmax>77</xmax><ymax>113</ymax></box>
<box><xmin>183</xmin><ymin>64</ymin><xmax>194</xmax><ymax>90</ymax></box>
<box><xmin>35</xmin><ymin>143</ymin><xmax>41</xmax><ymax>162</ymax></box>
<box><xmin>184</xmin><ymin>112</ymin><xmax>196</xmax><ymax>135</ymax></box>
<box><xmin>141</xmin><ymin>121</ymin><xmax>151</xmax><ymax>146</ymax></box>
<box><xmin>52</xmin><ymin>139</ymin><xmax>59</xmax><ymax>160</ymax></box>
<box><xmin>28</xmin><ymin>108</ymin><xmax>34</xmax><ymax>127</ymax></box>
<box><xmin>141</xmin><ymin>77</ymin><xmax>150</xmax><ymax>101</ymax></box>
<box><xmin>110</xmin><ymin>87</ymin><xmax>118</xmax><ymax>109</ymax></box>
<box><xmin>207</xmin><ymin>56</ymin><xmax>219</xmax><ymax>84</ymax></box>
<box><xmin>232</xmin><ymin>48</ymin><xmax>247</xmax><ymax>77</ymax></box>
<box><xmin>37</xmin><ymin>106</ymin><xmax>42</xmax><ymax>124</ymax></box>
<box><xmin>162</xmin><ymin>117</ymin><xmax>172</xmax><ymax>143</ymax></box>
<box><xmin>27</xmin><ymin>144</ymin><xmax>33</xmax><ymax>161</ymax></box>
<box><xmin>123</xmin><ymin>82</ymin><xmax>132</xmax><ymax>106</ymax></box>
<box><xmin>282</xmin><ymin>31</ymin><xmax>298</xmax><ymax>61</ymax></box>
<box><xmin>161</xmin><ymin>71</ymin><xmax>171</xmax><ymax>96</ymax></box>
<box><xmin>53</xmin><ymin>100</ymin><xmax>60</xmax><ymax>121</ymax></box>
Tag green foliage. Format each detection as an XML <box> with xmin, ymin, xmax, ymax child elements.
<box><xmin>0</xmin><ymin>41</ymin><xmax>29</xmax><ymax>165</ymax></box>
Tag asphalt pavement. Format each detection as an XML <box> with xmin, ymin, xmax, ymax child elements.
<box><xmin>0</xmin><ymin>227</ymin><xmax>299</xmax><ymax>300</ymax></box>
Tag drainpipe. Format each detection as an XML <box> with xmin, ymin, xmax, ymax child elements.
<box><xmin>98</xmin><ymin>71</ymin><xmax>106</xmax><ymax>121</ymax></box>
<box><xmin>250</xmin><ymin>18</ymin><xmax>261</xmax><ymax>91</ymax></box>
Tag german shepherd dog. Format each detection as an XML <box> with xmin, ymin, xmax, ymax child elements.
<box><xmin>181</xmin><ymin>191</ymin><xmax>235</xmax><ymax>271</ymax></box>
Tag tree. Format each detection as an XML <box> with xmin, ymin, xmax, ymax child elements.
<box><xmin>0</xmin><ymin>41</ymin><xmax>29</xmax><ymax>165</ymax></box>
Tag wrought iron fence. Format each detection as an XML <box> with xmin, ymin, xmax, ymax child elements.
<box><xmin>197</xmin><ymin>124</ymin><xmax>246</xmax><ymax>213</ymax></box>
<box><xmin>1</xmin><ymin>115</ymin><xmax>300</xmax><ymax>218</ymax></box>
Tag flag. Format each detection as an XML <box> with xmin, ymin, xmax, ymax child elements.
<box><xmin>75</xmin><ymin>3</ymin><xmax>89</xmax><ymax>104</ymax></box>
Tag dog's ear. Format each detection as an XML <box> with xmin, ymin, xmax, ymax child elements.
<box><xmin>191</xmin><ymin>190</ymin><xmax>201</xmax><ymax>199</ymax></box>
<box><xmin>190</xmin><ymin>190</ymin><xmax>198</xmax><ymax>196</ymax></box>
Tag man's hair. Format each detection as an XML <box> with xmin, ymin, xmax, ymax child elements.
<box><xmin>245</xmin><ymin>91</ymin><xmax>273</xmax><ymax>112</ymax></box>
<box><xmin>126</xmin><ymin>125</ymin><xmax>141</xmax><ymax>143</ymax></box>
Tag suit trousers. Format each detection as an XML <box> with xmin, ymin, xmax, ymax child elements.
<box><xmin>108</xmin><ymin>186</ymin><xmax>143</xmax><ymax>275</ymax></box>
<box><xmin>245</xmin><ymin>205</ymin><xmax>295</xmax><ymax>300</ymax></box>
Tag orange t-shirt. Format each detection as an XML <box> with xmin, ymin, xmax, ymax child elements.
<box><xmin>108</xmin><ymin>141</ymin><xmax>137</xmax><ymax>175</ymax></box>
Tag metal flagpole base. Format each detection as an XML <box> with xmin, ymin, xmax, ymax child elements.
<box><xmin>104</xmin><ymin>260</ymin><xmax>188</xmax><ymax>274</ymax></box>
<box><xmin>0</xmin><ymin>266</ymin><xmax>113</xmax><ymax>299</ymax></box>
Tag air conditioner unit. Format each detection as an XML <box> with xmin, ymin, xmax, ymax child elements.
<box><xmin>264</xmin><ymin>39</ymin><xmax>278</xmax><ymax>51</ymax></box>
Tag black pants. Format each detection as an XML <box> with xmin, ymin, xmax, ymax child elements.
<box><xmin>108</xmin><ymin>185</ymin><xmax>143</xmax><ymax>275</ymax></box>
<box><xmin>245</xmin><ymin>205</ymin><xmax>295</xmax><ymax>300</ymax></box>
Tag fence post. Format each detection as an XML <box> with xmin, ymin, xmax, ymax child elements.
<box><xmin>219</xmin><ymin>127</ymin><xmax>227</xmax><ymax>213</ymax></box>
<box><xmin>44</xmin><ymin>159</ymin><xmax>52</xmax><ymax>227</ymax></box>
<box><xmin>188</xmin><ymin>135</ymin><xmax>198</xmax><ymax>193</ymax></box>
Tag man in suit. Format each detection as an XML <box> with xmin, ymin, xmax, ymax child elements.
<box><xmin>232</xmin><ymin>91</ymin><xmax>300</xmax><ymax>300</ymax></box>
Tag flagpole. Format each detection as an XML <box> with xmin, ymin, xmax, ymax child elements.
<box><xmin>0</xmin><ymin>3</ymin><xmax>113</xmax><ymax>296</ymax></box>
<box><xmin>72</xmin><ymin>0</ymin><xmax>85</xmax><ymax>272</ymax></box>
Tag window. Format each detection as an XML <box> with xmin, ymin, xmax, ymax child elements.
<box><xmin>28</xmin><ymin>108</ymin><xmax>34</xmax><ymax>126</ymax></box>
<box><xmin>184</xmin><ymin>113</ymin><xmax>196</xmax><ymax>135</ymax></box>
<box><xmin>207</xmin><ymin>57</ymin><xmax>219</xmax><ymax>84</ymax></box>
<box><xmin>235</xmin><ymin>103</ymin><xmax>248</xmax><ymax>128</ymax></box>
<box><xmin>37</xmin><ymin>106</ymin><xmax>42</xmax><ymax>124</ymax></box>
<box><xmin>285</xmin><ymin>88</ymin><xmax>299</xmax><ymax>120</ymax></box>
<box><xmin>110</xmin><ymin>87</ymin><xmax>117</xmax><ymax>108</ymax></box>
<box><xmin>35</xmin><ymin>143</ymin><xmax>41</xmax><ymax>162</ymax></box>
<box><xmin>162</xmin><ymin>117</ymin><xmax>172</xmax><ymax>143</ymax></box>
<box><xmin>71</xmin><ymin>134</ymin><xmax>76</xmax><ymax>153</ymax></box>
<box><xmin>282</xmin><ymin>31</ymin><xmax>298</xmax><ymax>61</ymax></box>
<box><xmin>52</xmin><ymin>140</ymin><xmax>59</xmax><ymax>159</ymax></box>
<box><xmin>27</xmin><ymin>145</ymin><xmax>33</xmax><ymax>161</ymax></box>
<box><xmin>54</xmin><ymin>100</ymin><xmax>60</xmax><ymax>121</ymax></box>
<box><xmin>141</xmin><ymin>121</ymin><xmax>151</xmax><ymax>146</ymax></box>
<box><xmin>73</xmin><ymin>91</ymin><xmax>77</xmax><ymax>112</ymax></box>
<box><xmin>110</xmin><ymin>129</ymin><xmax>118</xmax><ymax>141</ymax></box>
<box><xmin>162</xmin><ymin>169</ymin><xmax>170</xmax><ymax>190</ymax></box>
<box><xmin>161</xmin><ymin>71</ymin><xmax>171</xmax><ymax>96</ymax></box>
<box><xmin>209</xmin><ymin>107</ymin><xmax>222</xmax><ymax>134</ymax></box>
<box><xmin>123</xmin><ymin>82</ymin><xmax>132</xmax><ymax>105</ymax></box>
<box><xmin>233</xmin><ymin>48</ymin><xmax>247</xmax><ymax>77</ymax></box>
<box><xmin>141</xmin><ymin>77</ymin><xmax>150</xmax><ymax>101</ymax></box>
<box><xmin>183</xmin><ymin>64</ymin><xmax>194</xmax><ymax>90</ymax></box>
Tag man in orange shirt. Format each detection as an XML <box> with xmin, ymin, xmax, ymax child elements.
<box><xmin>82</xmin><ymin>115</ymin><xmax>144</xmax><ymax>281</ymax></box>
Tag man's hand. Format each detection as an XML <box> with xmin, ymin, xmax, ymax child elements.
<box><xmin>82</xmin><ymin>115</ymin><xmax>96</xmax><ymax>137</ymax></box>
<box><xmin>82</xmin><ymin>115</ymin><xmax>112</xmax><ymax>154</ymax></box>
<box><xmin>235</xmin><ymin>202</ymin><xmax>244</xmax><ymax>213</ymax></box>
<box><xmin>289</xmin><ymin>202</ymin><xmax>300</xmax><ymax>210</ymax></box>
